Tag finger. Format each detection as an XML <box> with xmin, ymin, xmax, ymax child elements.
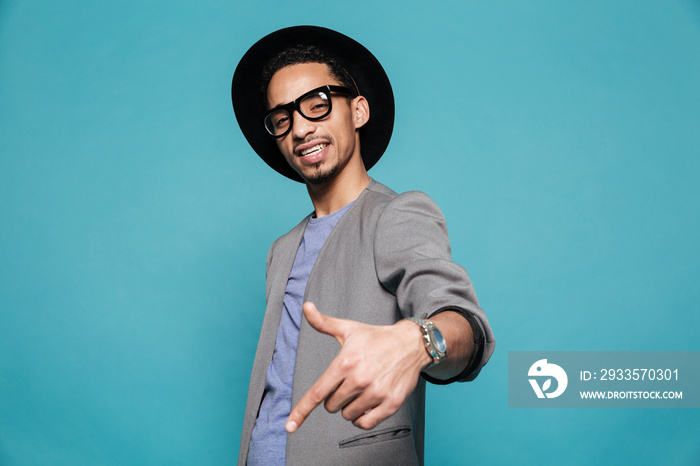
<box><xmin>325</xmin><ymin>390</ymin><xmax>360</xmax><ymax>414</ymax></box>
<box><xmin>302</xmin><ymin>302</ymin><xmax>347</xmax><ymax>342</ymax></box>
<box><xmin>286</xmin><ymin>368</ymin><xmax>343</xmax><ymax>433</ymax></box>
<box><xmin>323</xmin><ymin>362</ymin><xmax>373</xmax><ymax>413</ymax></box>
<box><xmin>323</xmin><ymin>368</ymin><xmax>370</xmax><ymax>413</ymax></box>
<box><xmin>341</xmin><ymin>383</ymin><xmax>406</xmax><ymax>430</ymax></box>
<box><xmin>349</xmin><ymin>401</ymin><xmax>397</xmax><ymax>430</ymax></box>
<box><xmin>338</xmin><ymin>392</ymin><xmax>380</xmax><ymax>422</ymax></box>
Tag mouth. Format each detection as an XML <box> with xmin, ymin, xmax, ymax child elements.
<box><xmin>298</xmin><ymin>143</ymin><xmax>328</xmax><ymax>158</ymax></box>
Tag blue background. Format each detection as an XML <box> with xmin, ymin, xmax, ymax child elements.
<box><xmin>1</xmin><ymin>1</ymin><xmax>699</xmax><ymax>464</ymax></box>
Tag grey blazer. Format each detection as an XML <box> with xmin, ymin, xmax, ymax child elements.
<box><xmin>238</xmin><ymin>180</ymin><xmax>495</xmax><ymax>465</ymax></box>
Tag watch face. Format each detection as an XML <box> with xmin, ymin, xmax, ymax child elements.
<box><xmin>429</xmin><ymin>326</ymin><xmax>447</xmax><ymax>354</ymax></box>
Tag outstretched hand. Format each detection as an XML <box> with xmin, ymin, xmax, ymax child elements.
<box><xmin>285</xmin><ymin>302</ymin><xmax>432</xmax><ymax>433</ymax></box>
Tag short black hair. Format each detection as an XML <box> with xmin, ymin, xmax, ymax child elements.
<box><xmin>260</xmin><ymin>44</ymin><xmax>359</xmax><ymax>106</ymax></box>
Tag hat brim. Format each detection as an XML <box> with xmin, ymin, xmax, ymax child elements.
<box><xmin>231</xmin><ymin>26</ymin><xmax>394</xmax><ymax>183</ymax></box>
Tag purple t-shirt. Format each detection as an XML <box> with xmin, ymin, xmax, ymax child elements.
<box><xmin>247</xmin><ymin>202</ymin><xmax>352</xmax><ymax>465</ymax></box>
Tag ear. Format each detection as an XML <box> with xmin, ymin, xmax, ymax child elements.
<box><xmin>352</xmin><ymin>96</ymin><xmax>370</xmax><ymax>129</ymax></box>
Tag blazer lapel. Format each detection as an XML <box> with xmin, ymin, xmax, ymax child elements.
<box><xmin>239</xmin><ymin>216</ymin><xmax>309</xmax><ymax>462</ymax></box>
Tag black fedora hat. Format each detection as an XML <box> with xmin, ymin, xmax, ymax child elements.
<box><xmin>231</xmin><ymin>26</ymin><xmax>394</xmax><ymax>183</ymax></box>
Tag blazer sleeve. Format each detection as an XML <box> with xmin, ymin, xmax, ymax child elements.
<box><xmin>373</xmin><ymin>190</ymin><xmax>495</xmax><ymax>383</ymax></box>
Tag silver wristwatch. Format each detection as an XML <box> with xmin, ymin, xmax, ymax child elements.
<box><xmin>407</xmin><ymin>317</ymin><xmax>447</xmax><ymax>368</ymax></box>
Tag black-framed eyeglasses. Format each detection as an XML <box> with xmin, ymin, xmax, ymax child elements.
<box><xmin>263</xmin><ymin>85</ymin><xmax>353</xmax><ymax>138</ymax></box>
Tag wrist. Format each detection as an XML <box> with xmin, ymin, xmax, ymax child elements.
<box><xmin>405</xmin><ymin>317</ymin><xmax>448</xmax><ymax>368</ymax></box>
<box><xmin>397</xmin><ymin>319</ymin><xmax>434</xmax><ymax>370</ymax></box>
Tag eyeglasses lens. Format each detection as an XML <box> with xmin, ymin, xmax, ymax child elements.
<box><xmin>299</xmin><ymin>92</ymin><xmax>330</xmax><ymax>119</ymax></box>
<box><xmin>264</xmin><ymin>91</ymin><xmax>331</xmax><ymax>137</ymax></box>
<box><xmin>265</xmin><ymin>109</ymin><xmax>290</xmax><ymax>136</ymax></box>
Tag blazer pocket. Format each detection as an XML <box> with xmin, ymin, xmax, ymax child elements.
<box><xmin>338</xmin><ymin>425</ymin><xmax>412</xmax><ymax>449</ymax></box>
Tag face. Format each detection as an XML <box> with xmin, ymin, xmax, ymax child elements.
<box><xmin>266</xmin><ymin>62</ymin><xmax>369</xmax><ymax>185</ymax></box>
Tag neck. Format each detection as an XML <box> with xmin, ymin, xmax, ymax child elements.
<box><xmin>306</xmin><ymin>161</ymin><xmax>370</xmax><ymax>217</ymax></box>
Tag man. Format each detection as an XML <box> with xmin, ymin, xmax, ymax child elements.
<box><xmin>231</xmin><ymin>26</ymin><xmax>495</xmax><ymax>465</ymax></box>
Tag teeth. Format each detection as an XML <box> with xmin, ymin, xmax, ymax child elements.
<box><xmin>301</xmin><ymin>144</ymin><xmax>326</xmax><ymax>156</ymax></box>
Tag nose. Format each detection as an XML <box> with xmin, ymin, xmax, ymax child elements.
<box><xmin>290</xmin><ymin>110</ymin><xmax>316</xmax><ymax>139</ymax></box>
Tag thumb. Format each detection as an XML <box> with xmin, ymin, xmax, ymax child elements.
<box><xmin>302</xmin><ymin>302</ymin><xmax>346</xmax><ymax>342</ymax></box>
